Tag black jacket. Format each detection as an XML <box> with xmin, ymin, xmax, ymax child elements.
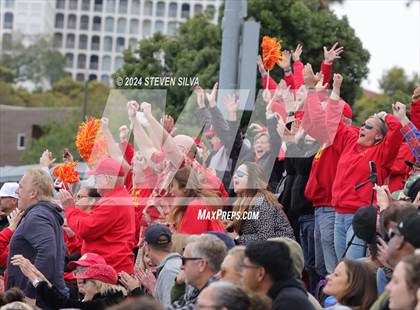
<box><xmin>268</xmin><ymin>278</ymin><xmax>315</xmax><ymax>310</ymax></box>
<box><xmin>7</xmin><ymin>201</ymin><xmax>68</xmax><ymax>302</ymax></box>
<box><xmin>37</xmin><ymin>281</ymin><xmax>125</xmax><ymax>310</ymax></box>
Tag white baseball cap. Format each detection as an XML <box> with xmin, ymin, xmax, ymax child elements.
<box><xmin>0</xmin><ymin>182</ymin><xmax>19</xmax><ymax>199</ymax></box>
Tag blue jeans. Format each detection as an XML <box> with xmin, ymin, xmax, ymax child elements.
<box><xmin>299</xmin><ymin>214</ymin><xmax>318</xmax><ymax>294</ymax></box>
<box><xmin>314</xmin><ymin>206</ymin><xmax>337</xmax><ymax>275</ymax></box>
<box><xmin>334</xmin><ymin>213</ymin><xmax>367</xmax><ymax>260</ymax></box>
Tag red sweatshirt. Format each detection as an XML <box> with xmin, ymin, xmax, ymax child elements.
<box><xmin>178</xmin><ymin>199</ymin><xmax>224</xmax><ymax>234</ymax></box>
<box><xmin>332</xmin><ymin>115</ymin><xmax>403</xmax><ymax>213</ymax></box>
<box><xmin>386</xmin><ymin>142</ymin><xmax>414</xmax><ymax>193</ymax></box>
<box><xmin>410</xmin><ymin>99</ymin><xmax>420</xmax><ymax>130</ymax></box>
<box><xmin>66</xmin><ymin>186</ymin><xmax>136</xmax><ymax>273</ymax></box>
<box><xmin>0</xmin><ymin>228</ymin><xmax>12</xmax><ymax>269</ymax></box>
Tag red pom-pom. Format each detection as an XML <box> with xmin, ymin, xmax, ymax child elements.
<box><xmin>261</xmin><ymin>36</ymin><xmax>283</xmax><ymax>71</ymax></box>
<box><xmin>53</xmin><ymin>162</ymin><xmax>79</xmax><ymax>184</ymax></box>
<box><xmin>75</xmin><ymin>117</ymin><xmax>108</xmax><ymax>166</ymax></box>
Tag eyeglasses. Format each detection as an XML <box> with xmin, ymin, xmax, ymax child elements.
<box><xmin>181</xmin><ymin>256</ymin><xmax>203</xmax><ymax>265</ymax></box>
<box><xmin>362</xmin><ymin>123</ymin><xmax>374</xmax><ymax>130</ymax></box>
<box><xmin>76</xmin><ymin>194</ymin><xmax>89</xmax><ymax>199</ymax></box>
<box><xmin>235</xmin><ymin>170</ymin><xmax>248</xmax><ymax>178</ymax></box>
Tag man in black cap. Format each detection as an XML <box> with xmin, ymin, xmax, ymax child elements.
<box><xmin>144</xmin><ymin>224</ymin><xmax>182</xmax><ymax>307</ymax></box>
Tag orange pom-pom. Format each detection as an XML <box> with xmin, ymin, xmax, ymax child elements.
<box><xmin>261</xmin><ymin>36</ymin><xmax>283</xmax><ymax>71</ymax></box>
<box><xmin>53</xmin><ymin>162</ymin><xmax>79</xmax><ymax>184</ymax></box>
<box><xmin>75</xmin><ymin>117</ymin><xmax>108</xmax><ymax>166</ymax></box>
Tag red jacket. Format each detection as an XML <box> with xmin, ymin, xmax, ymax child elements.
<box><xmin>0</xmin><ymin>228</ymin><xmax>12</xmax><ymax>269</ymax></box>
<box><xmin>178</xmin><ymin>200</ymin><xmax>224</xmax><ymax>234</ymax></box>
<box><xmin>64</xmin><ymin>231</ymin><xmax>82</xmax><ymax>256</ymax></box>
<box><xmin>66</xmin><ymin>186</ymin><xmax>136</xmax><ymax>273</ymax></box>
<box><xmin>386</xmin><ymin>142</ymin><xmax>414</xmax><ymax>193</ymax></box>
<box><xmin>331</xmin><ymin>115</ymin><xmax>403</xmax><ymax>213</ymax></box>
<box><xmin>410</xmin><ymin>99</ymin><xmax>420</xmax><ymax>130</ymax></box>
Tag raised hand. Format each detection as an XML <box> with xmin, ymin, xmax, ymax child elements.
<box><xmin>140</xmin><ymin>102</ymin><xmax>152</xmax><ymax>118</ymax></box>
<box><xmin>194</xmin><ymin>86</ymin><xmax>205</xmax><ymax>109</ymax></box>
<box><xmin>292</xmin><ymin>44</ymin><xmax>303</xmax><ymax>61</ymax></box>
<box><xmin>7</xmin><ymin>209</ymin><xmax>23</xmax><ymax>232</ymax></box>
<box><xmin>323</xmin><ymin>42</ymin><xmax>344</xmax><ymax>65</ymax></box>
<box><xmin>58</xmin><ymin>189</ymin><xmax>75</xmax><ymax>209</ymax></box>
<box><xmin>257</xmin><ymin>55</ymin><xmax>267</xmax><ymax>76</ymax></box>
<box><xmin>249</xmin><ymin>123</ymin><xmax>265</xmax><ymax>133</ymax></box>
<box><xmin>119</xmin><ymin>271</ymin><xmax>141</xmax><ymax>292</ymax></box>
<box><xmin>135</xmin><ymin>268</ymin><xmax>156</xmax><ymax>294</ymax></box>
<box><xmin>277</xmin><ymin>50</ymin><xmax>292</xmax><ymax>70</ymax></box>
<box><xmin>392</xmin><ymin>102</ymin><xmax>409</xmax><ymax>126</ymax></box>
<box><xmin>224</xmin><ymin>94</ymin><xmax>239</xmax><ymax>114</ymax></box>
<box><xmin>206</xmin><ymin>82</ymin><xmax>219</xmax><ymax>108</ymax></box>
<box><xmin>40</xmin><ymin>149</ymin><xmax>56</xmax><ymax>168</ymax></box>
<box><xmin>303</xmin><ymin>64</ymin><xmax>319</xmax><ymax>88</ymax></box>
<box><xmin>315</xmin><ymin>72</ymin><xmax>328</xmax><ymax>91</ymax></box>
<box><xmin>127</xmin><ymin>100</ymin><xmax>139</xmax><ymax>119</ymax></box>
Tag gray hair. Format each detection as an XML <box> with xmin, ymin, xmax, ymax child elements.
<box><xmin>371</xmin><ymin>114</ymin><xmax>388</xmax><ymax>138</ymax></box>
<box><xmin>227</xmin><ymin>246</ymin><xmax>246</xmax><ymax>273</ymax></box>
<box><xmin>208</xmin><ymin>281</ymin><xmax>251</xmax><ymax>310</ymax></box>
<box><xmin>189</xmin><ymin>235</ymin><xmax>227</xmax><ymax>273</ymax></box>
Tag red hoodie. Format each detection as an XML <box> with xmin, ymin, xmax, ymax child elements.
<box><xmin>0</xmin><ymin>228</ymin><xmax>12</xmax><ymax>269</ymax></box>
<box><xmin>410</xmin><ymin>99</ymin><xmax>420</xmax><ymax>129</ymax></box>
<box><xmin>66</xmin><ymin>186</ymin><xmax>136</xmax><ymax>273</ymax></box>
<box><xmin>331</xmin><ymin>115</ymin><xmax>403</xmax><ymax>213</ymax></box>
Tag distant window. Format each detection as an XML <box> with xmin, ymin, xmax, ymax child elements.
<box><xmin>53</xmin><ymin>33</ymin><xmax>63</xmax><ymax>48</ymax></box>
<box><xmin>93</xmin><ymin>16</ymin><xmax>101</xmax><ymax>31</ymax></box>
<box><xmin>206</xmin><ymin>5</ymin><xmax>215</xmax><ymax>19</ymax></box>
<box><xmin>89</xmin><ymin>74</ymin><xmax>97</xmax><ymax>81</ymax></box>
<box><xmin>2</xmin><ymin>33</ymin><xmax>13</xmax><ymax>50</ymax></box>
<box><xmin>129</xmin><ymin>19</ymin><xmax>139</xmax><ymax>34</ymax></box>
<box><xmin>129</xmin><ymin>38</ymin><xmax>138</xmax><ymax>48</ymax></box>
<box><xmin>194</xmin><ymin>4</ymin><xmax>203</xmax><ymax>14</ymax></box>
<box><xmin>119</xmin><ymin>0</ymin><xmax>128</xmax><ymax>14</ymax></box>
<box><xmin>65</xmin><ymin>53</ymin><xmax>74</xmax><ymax>68</ymax></box>
<box><xmin>79</xmin><ymin>34</ymin><xmax>88</xmax><ymax>49</ymax></box>
<box><xmin>80</xmin><ymin>15</ymin><xmax>89</xmax><ymax>30</ymax></box>
<box><xmin>117</xmin><ymin>18</ymin><xmax>126</xmax><ymax>33</ymax></box>
<box><xmin>76</xmin><ymin>73</ymin><xmax>85</xmax><ymax>81</ymax></box>
<box><xmin>81</xmin><ymin>0</ymin><xmax>90</xmax><ymax>10</ymax></box>
<box><xmin>56</xmin><ymin>0</ymin><xmax>65</xmax><ymax>9</ymax></box>
<box><xmin>144</xmin><ymin>1</ymin><xmax>153</xmax><ymax>16</ymax></box>
<box><xmin>5</xmin><ymin>0</ymin><xmax>15</xmax><ymax>9</ymax></box>
<box><xmin>155</xmin><ymin>21</ymin><xmax>164</xmax><ymax>33</ymax></box>
<box><xmin>69</xmin><ymin>0</ymin><xmax>78</xmax><ymax>10</ymax></box>
<box><xmin>104</xmin><ymin>36</ymin><xmax>112</xmax><ymax>51</ymax></box>
<box><xmin>106</xmin><ymin>0</ymin><xmax>115</xmax><ymax>12</ymax></box>
<box><xmin>68</xmin><ymin>14</ymin><xmax>77</xmax><ymax>29</ymax></box>
<box><xmin>77</xmin><ymin>54</ymin><xmax>86</xmax><ymax>69</ymax></box>
<box><xmin>90</xmin><ymin>55</ymin><xmax>99</xmax><ymax>70</ymax></box>
<box><xmin>132</xmin><ymin>0</ymin><xmax>140</xmax><ymax>14</ymax></box>
<box><xmin>142</xmin><ymin>20</ymin><xmax>151</xmax><ymax>37</ymax></box>
<box><xmin>105</xmin><ymin>17</ymin><xmax>114</xmax><ymax>32</ymax></box>
<box><xmin>31</xmin><ymin>125</ymin><xmax>43</xmax><ymax>139</ymax></box>
<box><xmin>167</xmin><ymin>21</ymin><xmax>177</xmax><ymax>36</ymax></box>
<box><xmin>102</xmin><ymin>56</ymin><xmax>111</xmax><ymax>70</ymax></box>
<box><xmin>66</xmin><ymin>34</ymin><xmax>75</xmax><ymax>48</ymax></box>
<box><xmin>169</xmin><ymin>3</ymin><xmax>177</xmax><ymax>18</ymax></box>
<box><xmin>4</xmin><ymin>13</ymin><xmax>14</xmax><ymax>29</ymax></box>
<box><xmin>114</xmin><ymin>56</ymin><xmax>123</xmax><ymax>70</ymax></box>
<box><xmin>156</xmin><ymin>2</ymin><xmax>165</xmax><ymax>17</ymax></box>
<box><xmin>91</xmin><ymin>36</ymin><xmax>100</xmax><ymax>50</ymax></box>
<box><xmin>55</xmin><ymin>13</ymin><xmax>64</xmax><ymax>29</ymax></box>
<box><xmin>116</xmin><ymin>37</ymin><xmax>125</xmax><ymax>52</ymax></box>
<box><xmin>17</xmin><ymin>133</ymin><xmax>26</xmax><ymax>150</ymax></box>
<box><xmin>94</xmin><ymin>0</ymin><xmax>103</xmax><ymax>12</ymax></box>
<box><xmin>101</xmin><ymin>75</ymin><xmax>110</xmax><ymax>84</ymax></box>
<box><xmin>181</xmin><ymin>4</ymin><xmax>190</xmax><ymax>18</ymax></box>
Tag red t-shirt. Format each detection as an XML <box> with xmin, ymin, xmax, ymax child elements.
<box><xmin>178</xmin><ymin>199</ymin><xmax>224</xmax><ymax>234</ymax></box>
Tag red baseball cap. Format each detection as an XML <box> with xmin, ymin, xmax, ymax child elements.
<box><xmin>88</xmin><ymin>158</ymin><xmax>124</xmax><ymax>177</ymax></box>
<box><xmin>74</xmin><ymin>264</ymin><xmax>118</xmax><ymax>285</ymax></box>
<box><xmin>68</xmin><ymin>253</ymin><xmax>106</xmax><ymax>270</ymax></box>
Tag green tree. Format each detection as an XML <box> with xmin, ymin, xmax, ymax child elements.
<box><xmin>115</xmin><ymin>0</ymin><xmax>369</xmax><ymax>117</ymax></box>
<box><xmin>21</xmin><ymin>119</ymin><xmax>80</xmax><ymax>164</ymax></box>
<box><xmin>0</xmin><ymin>65</ymin><xmax>16</xmax><ymax>83</ymax></box>
<box><xmin>379</xmin><ymin>66</ymin><xmax>419</xmax><ymax>98</ymax></box>
<box><xmin>0</xmin><ymin>36</ymin><xmax>67</xmax><ymax>85</ymax></box>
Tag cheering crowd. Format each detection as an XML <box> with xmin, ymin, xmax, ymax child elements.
<box><xmin>0</xmin><ymin>42</ymin><xmax>420</xmax><ymax>310</ymax></box>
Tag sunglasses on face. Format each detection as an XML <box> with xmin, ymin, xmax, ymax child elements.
<box><xmin>235</xmin><ymin>170</ymin><xmax>248</xmax><ymax>178</ymax></box>
<box><xmin>362</xmin><ymin>123</ymin><xmax>374</xmax><ymax>130</ymax></box>
<box><xmin>181</xmin><ymin>256</ymin><xmax>203</xmax><ymax>265</ymax></box>
<box><xmin>387</xmin><ymin>228</ymin><xmax>402</xmax><ymax>240</ymax></box>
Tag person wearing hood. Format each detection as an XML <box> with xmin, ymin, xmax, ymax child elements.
<box><xmin>6</xmin><ymin>168</ymin><xmax>69</xmax><ymax>308</ymax></box>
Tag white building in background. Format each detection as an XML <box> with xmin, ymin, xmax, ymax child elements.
<box><xmin>1</xmin><ymin>0</ymin><xmax>222</xmax><ymax>86</ymax></box>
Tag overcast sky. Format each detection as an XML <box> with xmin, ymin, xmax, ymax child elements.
<box><xmin>331</xmin><ymin>0</ymin><xmax>420</xmax><ymax>93</ymax></box>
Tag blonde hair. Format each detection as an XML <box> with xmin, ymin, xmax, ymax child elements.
<box><xmin>90</xmin><ymin>280</ymin><xmax>128</xmax><ymax>297</ymax></box>
<box><xmin>26</xmin><ymin>168</ymin><xmax>54</xmax><ymax>202</ymax></box>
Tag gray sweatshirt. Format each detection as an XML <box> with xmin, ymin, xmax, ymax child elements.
<box><xmin>155</xmin><ymin>253</ymin><xmax>182</xmax><ymax>307</ymax></box>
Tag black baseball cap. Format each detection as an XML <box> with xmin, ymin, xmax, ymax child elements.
<box><xmin>352</xmin><ymin>206</ymin><xmax>378</xmax><ymax>256</ymax></box>
<box><xmin>397</xmin><ymin>213</ymin><xmax>420</xmax><ymax>249</ymax></box>
<box><xmin>145</xmin><ymin>224</ymin><xmax>172</xmax><ymax>246</ymax></box>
